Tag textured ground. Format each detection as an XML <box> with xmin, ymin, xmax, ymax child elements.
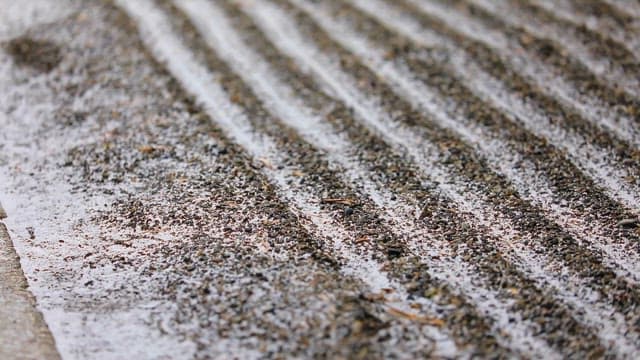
<box><xmin>0</xmin><ymin>0</ymin><xmax>639</xmax><ymax>359</ymax></box>
<box><xmin>0</xmin><ymin>205</ymin><xmax>60</xmax><ymax>360</ymax></box>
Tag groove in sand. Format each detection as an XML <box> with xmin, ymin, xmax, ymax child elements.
<box><xmin>258</xmin><ymin>0</ymin><xmax>639</xmax><ymax>354</ymax></box>
<box><xmin>405</xmin><ymin>0</ymin><xmax>640</xmax><ymax>151</ymax></box>
<box><xmin>401</xmin><ymin>0</ymin><xmax>640</xmax><ymax>206</ymax></box>
<box><xmin>530</xmin><ymin>0</ymin><xmax>640</xmax><ymax>60</ymax></box>
<box><xmin>113</xmin><ymin>0</ymin><xmax>457</xmax><ymax>356</ymax></box>
<box><xmin>469</xmin><ymin>0</ymin><xmax>640</xmax><ymax>97</ymax></box>
<box><xmin>175</xmin><ymin>0</ymin><xmax>556</xmax><ymax>356</ymax></box>
<box><xmin>347</xmin><ymin>0</ymin><xmax>640</xmax><ymax>285</ymax></box>
<box><xmin>603</xmin><ymin>0</ymin><xmax>640</xmax><ymax>20</ymax></box>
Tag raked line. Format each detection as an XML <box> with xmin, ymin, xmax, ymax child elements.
<box><xmin>405</xmin><ymin>0</ymin><xmax>640</xmax><ymax>151</ymax></box>
<box><xmin>113</xmin><ymin>0</ymin><xmax>457</xmax><ymax>356</ymax></box>
<box><xmin>603</xmin><ymin>0</ymin><xmax>640</xmax><ymax>20</ymax></box>
<box><xmin>251</xmin><ymin>0</ymin><xmax>639</xmax><ymax>354</ymax></box>
<box><xmin>470</xmin><ymin>0</ymin><xmax>640</xmax><ymax>97</ymax></box>
<box><xmin>175</xmin><ymin>0</ymin><xmax>555</xmax><ymax>356</ymax></box>
<box><xmin>348</xmin><ymin>0</ymin><xmax>640</xmax><ymax>285</ymax></box>
<box><xmin>400</xmin><ymin>0</ymin><xmax>640</xmax><ymax>205</ymax></box>
<box><xmin>530</xmin><ymin>0</ymin><xmax>640</xmax><ymax>60</ymax></box>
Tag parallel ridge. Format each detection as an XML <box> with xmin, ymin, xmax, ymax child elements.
<box><xmin>260</xmin><ymin>0</ymin><xmax>639</xmax><ymax>356</ymax></box>
<box><xmin>469</xmin><ymin>0</ymin><xmax>640</xmax><ymax>98</ymax></box>
<box><xmin>116</xmin><ymin>0</ymin><xmax>640</xmax><ymax>357</ymax></box>
<box><xmin>530</xmin><ymin>0</ymin><xmax>640</xmax><ymax>61</ymax></box>
<box><xmin>346</xmin><ymin>0</ymin><xmax>640</xmax><ymax>289</ymax></box>
<box><xmin>401</xmin><ymin>0</ymin><xmax>640</xmax><ymax>185</ymax></box>
<box><xmin>164</xmin><ymin>0</ymin><xmax>553</xmax><ymax>355</ymax></box>
<box><xmin>114</xmin><ymin>0</ymin><xmax>473</xmax><ymax>357</ymax></box>
<box><xmin>604</xmin><ymin>0</ymin><xmax>640</xmax><ymax>19</ymax></box>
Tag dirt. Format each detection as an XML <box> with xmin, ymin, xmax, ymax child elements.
<box><xmin>1</xmin><ymin>0</ymin><xmax>639</xmax><ymax>359</ymax></box>
<box><xmin>4</xmin><ymin>36</ymin><xmax>62</xmax><ymax>72</ymax></box>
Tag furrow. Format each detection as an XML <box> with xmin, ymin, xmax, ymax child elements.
<box><xmin>219</xmin><ymin>0</ymin><xmax>604</xmax><ymax>354</ymax></box>
<box><xmin>312</xmin><ymin>0</ymin><xmax>640</xmax><ymax>323</ymax></box>
<box><xmin>453</xmin><ymin>57</ymin><xmax>640</xmax><ymax>212</ymax></box>
<box><xmin>452</xmin><ymin>0</ymin><xmax>640</xmax><ymax>104</ymax></box>
<box><xmin>152</xmin><ymin>0</ymin><xmax>423</xmax><ymax>309</ymax></box>
<box><xmin>470</xmin><ymin>0</ymin><xmax>640</xmax><ymax>97</ymax></box>
<box><xmin>285</xmin><ymin>0</ymin><xmax>640</xmax><ymax>349</ymax></box>
<box><xmin>246</xmin><ymin>0</ymin><xmax>640</xmax><ymax>355</ymax></box>
<box><xmin>604</xmin><ymin>0</ymin><xmax>640</xmax><ymax>19</ymax></box>
<box><xmin>585</xmin><ymin>0</ymin><xmax>640</xmax><ymax>23</ymax></box>
<box><xmin>400</xmin><ymin>0</ymin><xmax>640</xmax><ymax>204</ymax></box>
<box><xmin>229</xmin><ymin>0</ymin><xmax>606</xmax><ymax>356</ymax></box>
<box><xmin>343</xmin><ymin>0</ymin><xmax>640</xmax><ymax>284</ymax></box>
<box><xmin>530</xmin><ymin>0</ymin><xmax>640</xmax><ymax>60</ymax></box>
<box><xmin>112</xmin><ymin>0</ymin><xmax>458</xmax><ymax>357</ymax></box>
<box><xmin>403</xmin><ymin>0</ymin><xmax>640</xmax><ymax>154</ymax></box>
<box><xmin>173</xmin><ymin>0</ymin><xmax>551</xmax><ymax>356</ymax></box>
<box><xmin>291</xmin><ymin>2</ymin><xmax>640</xmax><ymax>300</ymax></box>
<box><xmin>163</xmin><ymin>0</ymin><xmax>410</xmax><ymax>267</ymax></box>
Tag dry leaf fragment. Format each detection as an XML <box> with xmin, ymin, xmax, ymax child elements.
<box><xmin>362</xmin><ymin>292</ymin><xmax>386</xmax><ymax>302</ymax></box>
<box><xmin>387</xmin><ymin>306</ymin><xmax>445</xmax><ymax>327</ymax></box>
<box><xmin>258</xmin><ymin>157</ymin><xmax>274</xmax><ymax>169</ymax></box>
<box><xmin>138</xmin><ymin>145</ymin><xmax>155</xmax><ymax>154</ymax></box>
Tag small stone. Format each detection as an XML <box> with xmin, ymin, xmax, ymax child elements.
<box><xmin>26</xmin><ymin>227</ymin><xmax>35</xmax><ymax>240</ymax></box>
<box><xmin>387</xmin><ymin>245</ymin><xmax>403</xmax><ymax>258</ymax></box>
<box><xmin>344</xmin><ymin>207</ymin><xmax>354</xmax><ymax>216</ymax></box>
<box><xmin>617</xmin><ymin>218</ymin><xmax>639</xmax><ymax>228</ymax></box>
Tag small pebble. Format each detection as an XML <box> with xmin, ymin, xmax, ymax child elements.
<box><xmin>617</xmin><ymin>218</ymin><xmax>639</xmax><ymax>228</ymax></box>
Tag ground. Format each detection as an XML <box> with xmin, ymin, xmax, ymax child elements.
<box><xmin>1</xmin><ymin>0</ymin><xmax>639</xmax><ymax>359</ymax></box>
